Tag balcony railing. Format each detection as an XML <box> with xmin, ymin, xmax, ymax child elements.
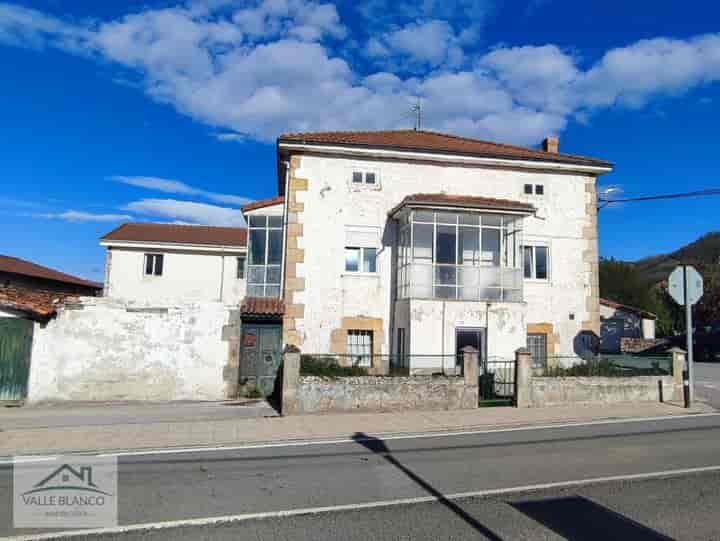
<box><xmin>399</xmin><ymin>263</ymin><xmax>522</xmax><ymax>302</ymax></box>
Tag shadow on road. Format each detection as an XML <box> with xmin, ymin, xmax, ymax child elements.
<box><xmin>352</xmin><ymin>432</ymin><xmax>504</xmax><ymax>540</ymax></box>
<box><xmin>510</xmin><ymin>495</ymin><xmax>673</xmax><ymax>541</ymax></box>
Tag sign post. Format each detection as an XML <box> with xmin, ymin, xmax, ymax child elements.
<box><xmin>668</xmin><ymin>265</ymin><xmax>703</xmax><ymax>406</ymax></box>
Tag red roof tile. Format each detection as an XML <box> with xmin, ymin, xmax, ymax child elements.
<box><xmin>101</xmin><ymin>223</ymin><xmax>247</xmax><ymax>247</ymax></box>
<box><xmin>242</xmin><ymin>196</ymin><xmax>285</xmax><ymax>213</ymax></box>
<box><xmin>279</xmin><ymin>130</ymin><xmax>612</xmax><ymax>168</ymax></box>
<box><xmin>0</xmin><ymin>255</ymin><xmax>102</xmax><ymax>289</ymax></box>
<box><xmin>0</xmin><ymin>286</ymin><xmax>77</xmax><ymax>320</ymax></box>
<box><xmin>389</xmin><ymin>193</ymin><xmax>535</xmax><ymax>216</ymax></box>
<box><xmin>240</xmin><ymin>296</ymin><xmax>285</xmax><ymax>316</ymax></box>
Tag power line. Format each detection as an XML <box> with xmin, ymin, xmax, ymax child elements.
<box><xmin>598</xmin><ymin>188</ymin><xmax>720</xmax><ymax>209</ymax></box>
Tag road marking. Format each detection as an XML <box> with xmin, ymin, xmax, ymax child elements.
<box><xmin>4</xmin><ymin>464</ymin><xmax>720</xmax><ymax>540</ymax></box>
<box><xmin>94</xmin><ymin>411</ymin><xmax>720</xmax><ymax>457</ymax></box>
<box><xmin>0</xmin><ymin>412</ymin><xmax>717</xmax><ymax>464</ymax></box>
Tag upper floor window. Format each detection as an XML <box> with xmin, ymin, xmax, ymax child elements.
<box><xmin>144</xmin><ymin>254</ymin><xmax>163</xmax><ymax>276</ymax></box>
<box><xmin>397</xmin><ymin>210</ymin><xmax>523</xmax><ymax>302</ymax></box>
<box><xmin>524</xmin><ymin>184</ymin><xmax>544</xmax><ymax>196</ymax></box>
<box><xmin>237</xmin><ymin>256</ymin><xmax>246</xmax><ymax>279</ymax></box>
<box><xmin>523</xmin><ymin>245</ymin><xmax>549</xmax><ymax>280</ymax></box>
<box><xmin>351</xmin><ymin>170</ymin><xmax>379</xmax><ymax>187</ymax></box>
<box><xmin>247</xmin><ymin>215</ymin><xmax>283</xmax><ymax>297</ymax></box>
<box><xmin>345</xmin><ymin>247</ymin><xmax>377</xmax><ymax>273</ymax></box>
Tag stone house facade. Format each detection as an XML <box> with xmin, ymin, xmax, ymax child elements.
<box><xmin>255</xmin><ymin>130</ymin><xmax>612</xmax><ymax>377</ymax></box>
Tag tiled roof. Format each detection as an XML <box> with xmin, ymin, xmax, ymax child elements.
<box><xmin>101</xmin><ymin>223</ymin><xmax>247</xmax><ymax>247</ymax></box>
<box><xmin>0</xmin><ymin>255</ymin><xmax>102</xmax><ymax>289</ymax></box>
<box><xmin>242</xmin><ymin>196</ymin><xmax>285</xmax><ymax>213</ymax></box>
<box><xmin>601</xmin><ymin>298</ymin><xmax>658</xmax><ymax>320</ymax></box>
<box><xmin>240</xmin><ymin>296</ymin><xmax>285</xmax><ymax>316</ymax></box>
<box><xmin>0</xmin><ymin>286</ymin><xmax>76</xmax><ymax>320</ymax></box>
<box><xmin>389</xmin><ymin>193</ymin><xmax>536</xmax><ymax>216</ymax></box>
<box><xmin>279</xmin><ymin>130</ymin><xmax>612</xmax><ymax>168</ymax></box>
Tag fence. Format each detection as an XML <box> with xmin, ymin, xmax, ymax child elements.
<box><xmin>300</xmin><ymin>354</ymin><xmax>462</xmax><ymax>377</ymax></box>
<box><xmin>538</xmin><ymin>354</ymin><xmax>672</xmax><ymax>378</ymax></box>
<box><xmin>479</xmin><ymin>357</ymin><xmax>515</xmax><ymax>405</ymax></box>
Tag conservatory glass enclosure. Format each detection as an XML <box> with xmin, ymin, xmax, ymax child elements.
<box><xmin>397</xmin><ymin>209</ymin><xmax>524</xmax><ymax>302</ymax></box>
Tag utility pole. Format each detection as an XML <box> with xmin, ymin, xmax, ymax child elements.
<box><xmin>411</xmin><ymin>99</ymin><xmax>422</xmax><ymax>131</ymax></box>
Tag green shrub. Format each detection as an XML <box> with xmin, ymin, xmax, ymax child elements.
<box><xmin>300</xmin><ymin>355</ymin><xmax>369</xmax><ymax>377</ymax></box>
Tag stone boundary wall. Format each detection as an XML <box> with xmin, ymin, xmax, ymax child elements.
<box><xmin>27</xmin><ymin>297</ymin><xmax>239</xmax><ymax>402</ymax></box>
<box><xmin>295</xmin><ymin>375</ymin><xmax>478</xmax><ymax>413</ymax></box>
<box><xmin>528</xmin><ymin>375</ymin><xmax>677</xmax><ymax>407</ymax></box>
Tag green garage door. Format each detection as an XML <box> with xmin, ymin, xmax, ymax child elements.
<box><xmin>0</xmin><ymin>318</ymin><xmax>33</xmax><ymax>401</ymax></box>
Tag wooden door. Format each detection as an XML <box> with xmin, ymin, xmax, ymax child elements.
<box><xmin>240</xmin><ymin>324</ymin><xmax>282</xmax><ymax>397</ymax></box>
<box><xmin>0</xmin><ymin>318</ymin><xmax>33</xmax><ymax>401</ymax></box>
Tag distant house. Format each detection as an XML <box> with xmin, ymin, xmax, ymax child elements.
<box><xmin>0</xmin><ymin>255</ymin><xmax>101</xmax><ymax>321</ymax></box>
<box><xmin>0</xmin><ymin>255</ymin><xmax>101</xmax><ymax>402</ymax></box>
<box><xmin>100</xmin><ymin>223</ymin><xmax>248</xmax><ymax>304</ymax></box>
<box><xmin>599</xmin><ymin>298</ymin><xmax>657</xmax><ymax>353</ymax></box>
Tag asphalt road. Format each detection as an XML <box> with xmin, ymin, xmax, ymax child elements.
<box><xmin>49</xmin><ymin>472</ymin><xmax>720</xmax><ymax>540</ymax></box>
<box><xmin>3</xmin><ymin>413</ymin><xmax>720</xmax><ymax>539</ymax></box>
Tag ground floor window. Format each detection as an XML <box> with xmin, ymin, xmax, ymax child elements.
<box><xmin>347</xmin><ymin>330</ymin><xmax>373</xmax><ymax>366</ymax></box>
<box><xmin>527</xmin><ymin>333</ymin><xmax>548</xmax><ymax>369</ymax></box>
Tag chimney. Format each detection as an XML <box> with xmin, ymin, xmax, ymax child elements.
<box><xmin>542</xmin><ymin>136</ymin><xmax>559</xmax><ymax>154</ymax></box>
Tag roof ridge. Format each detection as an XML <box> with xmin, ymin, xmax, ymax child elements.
<box><xmin>280</xmin><ymin>129</ymin><xmax>416</xmax><ymax>138</ymax></box>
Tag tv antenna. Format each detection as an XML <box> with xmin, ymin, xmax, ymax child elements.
<box><xmin>411</xmin><ymin>99</ymin><xmax>423</xmax><ymax>131</ymax></box>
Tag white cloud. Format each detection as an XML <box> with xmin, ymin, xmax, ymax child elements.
<box><xmin>1</xmin><ymin>3</ymin><xmax>720</xmax><ymax>146</ymax></box>
<box><xmin>124</xmin><ymin>198</ymin><xmax>246</xmax><ymax>226</ymax></box>
<box><xmin>367</xmin><ymin>20</ymin><xmax>464</xmax><ymax>69</ymax></box>
<box><xmin>111</xmin><ymin>175</ymin><xmax>252</xmax><ymax>206</ymax></box>
<box><xmin>36</xmin><ymin>211</ymin><xmax>132</xmax><ymax>222</ymax></box>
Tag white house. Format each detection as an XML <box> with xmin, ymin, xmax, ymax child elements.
<box><xmin>100</xmin><ymin>223</ymin><xmax>247</xmax><ymax>305</ymax></box>
<box><xmin>240</xmin><ymin>129</ymin><xmax>613</xmax><ymax>380</ymax></box>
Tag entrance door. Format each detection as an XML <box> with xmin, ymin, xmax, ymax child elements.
<box><xmin>240</xmin><ymin>324</ymin><xmax>282</xmax><ymax>397</ymax></box>
<box><xmin>455</xmin><ymin>327</ymin><xmax>483</xmax><ymax>368</ymax></box>
<box><xmin>0</xmin><ymin>318</ymin><xmax>33</xmax><ymax>401</ymax></box>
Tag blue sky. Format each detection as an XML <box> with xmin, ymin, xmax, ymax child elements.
<box><xmin>1</xmin><ymin>0</ymin><xmax>719</xmax><ymax>280</ymax></box>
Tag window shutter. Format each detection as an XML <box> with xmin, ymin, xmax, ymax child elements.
<box><xmin>345</xmin><ymin>227</ymin><xmax>379</xmax><ymax>248</ymax></box>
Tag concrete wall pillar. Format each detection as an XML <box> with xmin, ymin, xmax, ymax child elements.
<box><xmin>462</xmin><ymin>346</ymin><xmax>479</xmax><ymax>386</ymax></box>
<box><xmin>281</xmin><ymin>345</ymin><xmax>301</xmax><ymax>415</ymax></box>
<box><xmin>670</xmin><ymin>347</ymin><xmax>687</xmax><ymax>402</ymax></box>
<box><xmin>515</xmin><ymin>347</ymin><xmax>533</xmax><ymax>408</ymax></box>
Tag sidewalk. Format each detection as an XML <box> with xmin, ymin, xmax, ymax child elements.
<box><xmin>1</xmin><ymin>401</ymin><xmax>714</xmax><ymax>457</ymax></box>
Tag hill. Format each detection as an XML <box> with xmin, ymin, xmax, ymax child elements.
<box><xmin>634</xmin><ymin>232</ymin><xmax>720</xmax><ymax>285</ymax></box>
<box><xmin>600</xmin><ymin>232</ymin><xmax>720</xmax><ymax>336</ymax></box>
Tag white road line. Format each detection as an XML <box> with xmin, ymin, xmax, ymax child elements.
<box><xmin>4</xmin><ymin>464</ymin><xmax>720</xmax><ymax>540</ymax></box>
<box><xmin>0</xmin><ymin>412</ymin><xmax>716</xmax><ymax>464</ymax></box>
<box><xmin>93</xmin><ymin>411</ymin><xmax>720</xmax><ymax>456</ymax></box>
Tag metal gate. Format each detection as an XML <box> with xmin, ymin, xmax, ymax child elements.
<box><xmin>0</xmin><ymin>318</ymin><xmax>33</xmax><ymax>401</ymax></box>
<box><xmin>479</xmin><ymin>358</ymin><xmax>516</xmax><ymax>406</ymax></box>
<box><xmin>240</xmin><ymin>324</ymin><xmax>282</xmax><ymax>397</ymax></box>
